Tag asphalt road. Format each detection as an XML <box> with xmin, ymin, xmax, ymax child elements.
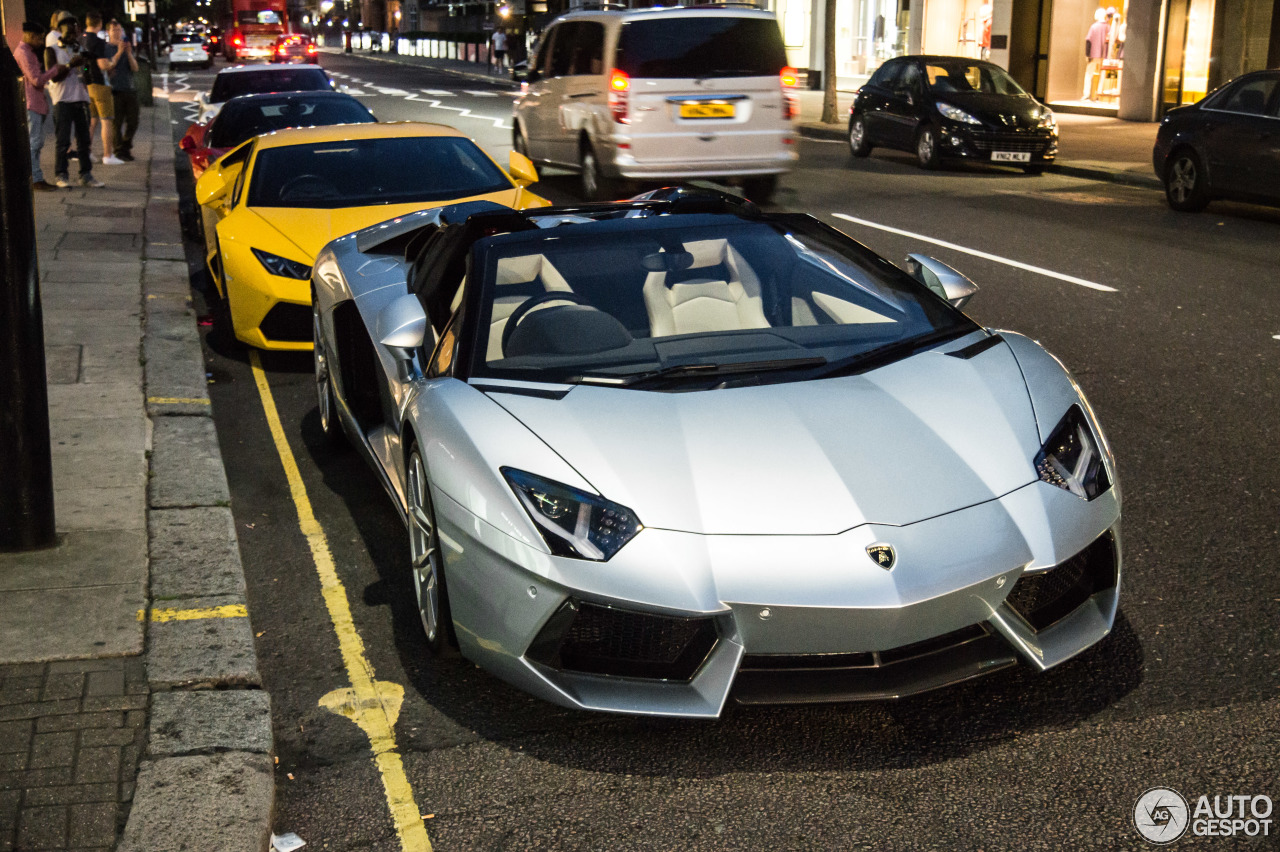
<box><xmin>165</xmin><ymin>54</ymin><xmax>1279</xmax><ymax>850</ymax></box>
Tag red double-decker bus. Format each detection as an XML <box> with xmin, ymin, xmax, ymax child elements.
<box><xmin>219</xmin><ymin>0</ymin><xmax>289</xmax><ymax>61</ymax></box>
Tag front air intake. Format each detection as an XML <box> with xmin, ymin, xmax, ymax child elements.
<box><xmin>526</xmin><ymin>600</ymin><xmax>718</xmax><ymax>682</ymax></box>
<box><xmin>1005</xmin><ymin>531</ymin><xmax>1118</xmax><ymax>631</ymax></box>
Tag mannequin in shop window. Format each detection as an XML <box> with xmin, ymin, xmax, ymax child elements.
<box><xmin>1083</xmin><ymin>8</ymin><xmax>1109</xmax><ymax>101</ymax></box>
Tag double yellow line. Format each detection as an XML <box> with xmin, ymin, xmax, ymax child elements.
<box><xmin>248</xmin><ymin>350</ymin><xmax>432</xmax><ymax>852</ymax></box>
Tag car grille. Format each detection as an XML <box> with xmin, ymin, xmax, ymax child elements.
<box><xmin>969</xmin><ymin>131</ymin><xmax>1053</xmax><ymax>154</ymax></box>
<box><xmin>526</xmin><ymin>600</ymin><xmax>719</xmax><ymax>682</ymax></box>
<box><xmin>1005</xmin><ymin>531</ymin><xmax>1118</xmax><ymax>631</ymax></box>
<box><xmin>258</xmin><ymin>302</ymin><xmax>311</xmax><ymax>343</ymax></box>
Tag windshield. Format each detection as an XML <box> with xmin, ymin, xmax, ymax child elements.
<box><xmin>465</xmin><ymin>214</ymin><xmax>975</xmax><ymax>388</ymax></box>
<box><xmin>925</xmin><ymin>61</ymin><xmax>1027</xmax><ymax>96</ymax></box>
<box><xmin>211</xmin><ymin>68</ymin><xmax>331</xmax><ymax>103</ymax></box>
<box><xmin>208</xmin><ymin>95</ymin><xmax>374</xmax><ymax>148</ymax></box>
<box><xmin>615</xmin><ymin>17</ymin><xmax>786</xmax><ymax>78</ymax></box>
<box><xmin>247</xmin><ymin>136</ymin><xmax>511</xmax><ymax>209</ymax></box>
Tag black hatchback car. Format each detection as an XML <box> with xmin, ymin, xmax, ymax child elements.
<box><xmin>848</xmin><ymin>55</ymin><xmax>1058</xmax><ymax>174</ymax></box>
<box><xmin>1153</xmin><ymin>70</ymin><xmax>1280</xmax><ymax>212</ymax></box>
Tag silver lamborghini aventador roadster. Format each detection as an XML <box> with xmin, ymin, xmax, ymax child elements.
<box><xmin>310</xmin><ymin>190</ymin><xmax>1121</xmax><ymax>718</ymax></box>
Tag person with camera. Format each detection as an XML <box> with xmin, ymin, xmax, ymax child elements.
<box><xmin>15</xmin><ymin>22</ymin><xmax>67</xmax><ymax>191</ymax></box>
<box><xmin>45</xmin><ymin>12</ymin><xmax>102</xmax><ymax>188</ymax></box>
<box><xmin>105</xmin><ymin>21</ymin><xmax>139</xmax><ymax>162</ymax></box>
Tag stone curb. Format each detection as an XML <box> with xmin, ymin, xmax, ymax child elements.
<box><xmin>795</xmin><ymin>121</ymin><xmax>1163</xmax><ymax>190</ymax></box>
<box><xmin>117</xmin><ymin>83</ymin><xmax>275</xmax><ymax>852</ymax></box>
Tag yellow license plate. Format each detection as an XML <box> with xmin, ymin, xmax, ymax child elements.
<box><xmin>679</xmin><ymin>102</ymin><xmax>735</xmax><ymax>119</ymax></box>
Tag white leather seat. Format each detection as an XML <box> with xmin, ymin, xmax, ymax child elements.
<box><xmin>643</xmin><ymin>239</ymin><xmax>769</xmax><ymax>337</ymax></box>
<box><xmin>487</xmin><ymin>254</ymin><xmax>573</xmax><ymax>361</ymax></box>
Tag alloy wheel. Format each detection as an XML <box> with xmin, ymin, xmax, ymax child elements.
<box><xmin>917</xmin><ymin>128</ymin><xmax>938</xmax><ymax>169</ymax></box>
<box><xmin>407</xmin><ymin>450</ymin><xmax>442</xmax><ymax>645</ymax></box>
<box><xmin>313</xmin><ymin>306</ymin><xmax>333</xmax><ymax>436</ymax></box>
<box><xmin>581</xmin><ymin>148</ymin><xmax>600</xmax><ymax>200</ymax></box>
<box><xmin>1168</xmin><ymin>157</ymin><xmax>1197</xmax><ymax>204</ymax></box>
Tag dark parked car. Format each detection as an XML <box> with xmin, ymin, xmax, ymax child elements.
<box><xmin>1153</xmin><ymin>70</ymin><xmax>1280</xmax><ymax>212</ymax></box>
<box><xmin>179</xmin><ymin>91</ymin><xmax>375</xmax><ymax>178</ymax></box>
<box><xmin>848</xmin><ymin>55</ymin><xmax>1058</xmax><ymax>174</ymax></box>
<box><xmin>271</xmin><ymin>33</ymin><xmax>318</xmax><ymax>64</ymax></box>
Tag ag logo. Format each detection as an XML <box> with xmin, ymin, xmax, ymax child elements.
<box><xmin>1134</xmin><ymin>787</ymin><xmax>1189</xmax><ymax>844</ymax></box>
<box><xmin>866</xmin><ymin>544</ymin><xmax>896</xmax><ymax>571</ymax></box>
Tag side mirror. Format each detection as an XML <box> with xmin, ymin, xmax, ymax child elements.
<box><xmin>904</xmin><ymin>254</ymin><xmax>978</xmax><ymax>309</ymax></box>
<box><xmin>179</xmin><ymin>135</ymin><xmax>196</xmax><ymax>152</ymax></box>
<box><xmin>194</xmin><ymin>164</ymin><xmax>232</xmax><ymax>206</ymax></box>
<box><xmin>508</xmin><ymin>150</ymin><xmax>538</xmax><ymax>187</ymax></box>
<box><xmin>376</xmin><ymin>294</ymin><xmax>429</xmax><ymax>354</ymax></box>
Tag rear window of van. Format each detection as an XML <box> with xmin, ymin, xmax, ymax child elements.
<box><xmin>614</xmin><ymin>17</ymin><xmax>787</xmax><ymax>79</ymax></box>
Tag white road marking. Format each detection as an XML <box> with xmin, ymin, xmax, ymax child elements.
<box><xmin>404</xmin><ymin>93</ymin><xmax>510</xmax><ymax>129</ymax></box>
<box><xmin>463</xmin><ymin>90</ymin><xmax>500</xmax><ymax>97</ymax></box>
<box><xmin>1273</xmin><ymin>334</ymin><xmax>1280</xmax><ymax>340</ymax></box>
<box><xmin>372</xmin><ymin>86</ymin><xmax>409</xmax><ymax>96</ymax></box>
<box><xmin>419</xmin><ymin>89</ymin><xmax>455</xmax><ymax>96</ymax></box>
<box><xmin>830</xmin><ymin>212</ymin><xmax>1117</xmax><ymax>293</ymax></box>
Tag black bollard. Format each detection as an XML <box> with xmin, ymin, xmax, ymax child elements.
<box><xmin>0</xmin><ymin>37</ymin><xmax>57</xmax><ymax>551</ymax></box>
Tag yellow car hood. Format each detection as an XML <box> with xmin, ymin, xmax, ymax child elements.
<box><xmin>251</xmin><ymin>187</ymin><xmax>547</xmax><ymax>259</ymax></box>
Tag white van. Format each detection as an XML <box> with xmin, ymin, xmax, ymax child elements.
<box><xmin>513</xmin><ymin>6</ymin><xmax>798</xmax><ymax>203</ymax></box>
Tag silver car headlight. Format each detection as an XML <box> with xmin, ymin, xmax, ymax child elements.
<box><xmin>936</xmin><ymin>102</ymin><xmax>982</xmax><ymax>125</ymax></box>
<box><xmin>1035</xmin><ymin>405</ymin><xmax>1111</xmax><ymax>500</ymax></box>
<box><xmin>1037</xmin><ymin>108</ymin><xmax>1057</xmax><ymax>129</ymax></box>
<box><xmin>251</xmin><ymin>248</ymin><xmax>311</xmax><ymax>280</ymax></box>
<box><xmin>502</xmin><ymin>468</ymin><xmax>643</xmax><ymax>561</ymax></box>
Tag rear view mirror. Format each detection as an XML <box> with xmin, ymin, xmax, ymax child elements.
<box><xmin>904</xmin><ymin>254</ymin><xmax>978</xmax><ymax>309</ymax></box>
<box><xmin>508</xmin><ymin>151</ymin><xmax>538</xmax><ymax>187</ymax></box>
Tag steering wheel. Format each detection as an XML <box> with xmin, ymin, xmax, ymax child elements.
<box><xmin>278</xmin><ymin>173</ymin><xmax>334</xmax><ymax>203</ymax></box>
<box><xmin>501</xmin><ymin>291</ymin><xmax>592</xmax><ymax>356</ymax></box>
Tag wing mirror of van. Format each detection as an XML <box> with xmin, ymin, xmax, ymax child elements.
<box><xmin>904</xmin><ymin>254</ymin><xmax>978</xmax><ymax>309</ymax></box>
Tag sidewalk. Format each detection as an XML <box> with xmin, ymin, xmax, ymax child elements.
<box><xmin>332</xmin><ymin>43</ymin><xmax>1163</xmax><ymax>190</ymax></box>
<box><xmin>0</xmin><ymin>83</ymin><xmax>274</xmax><ymax>851</ymax></box>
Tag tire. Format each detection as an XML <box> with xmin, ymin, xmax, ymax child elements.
<box><xmin>312</xmin><ymin>298</ymin><xmax>346</xmax><ymax>450</ymax></box>
<box><xmin>1164</xmin><ymin>148</ymin><xmax>1210</xmax><ymax>212</ymax></box>
<box><xmin>915</xmin><ymin>125</ymin><xmax>941</xmax><ymax>170</ymax></box>
<box><xmin>742</xmin><ymin>174</ymin><xmax>778</xmax><ymax>204</ymax></box>
<box><xmin>406</xmin><ymin>446</ymin><xmax>456</xmax><ymax>654</ymax></box>
<box><xmin>848</xmin><ymin>113</ymin><xmax>872</xmax><ymax>157</ymax></box>
<box><xmin>580</xmin><ymin>143</ymin><xmax>615</xmax><ymax>202</ymax></box>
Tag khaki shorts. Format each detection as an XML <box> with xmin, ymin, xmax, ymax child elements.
<box><xmin>88</xmin><ymin>84</ymin><xmax>114</xmax><ymax>121</ymax></box>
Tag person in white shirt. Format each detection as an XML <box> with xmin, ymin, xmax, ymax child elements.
<box><xmin>491</xmin><ymin>29</ymin><xmax>508</xmax><ymax>72</ymax></box>
<box><xmin>45</xmin><ymin>13</ymin><xmax>103</xmax><ymax>187</ymax></box>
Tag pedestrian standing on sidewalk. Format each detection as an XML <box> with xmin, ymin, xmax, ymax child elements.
<box><xmin>491</xmin><ymin>28</ymin><xmax>507</xmax><ymax>73</ymax></box>
<box><xmin>46</xmin><ymin>13</ymin><xmax>104</xmax><ymax>188</ymax></box>
<box><xmin>16</xmin><ymin>22</ymin><xmax>65</xmax><ymax>192</ymax></box>
<box><xmin>83</xmin><ymin>13</ymin><xmax>124</xmax><ymax>165</ymax></box>
<box><xmin>106</xmin><ymin>21</ymin><xmax>139</xmax><ymax>162</ymax></box>
<box><xmin>46</xmin><ymin>10</ymin><xmax>69</xmax><ymax>47</ymax></box>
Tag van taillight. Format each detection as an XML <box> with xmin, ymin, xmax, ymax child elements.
<box><xmin>608</xmin><ymin>69</ymin><xmax>630</xmax><ymax>124</ymax></box>
<box><xmin>780</xmin><ymin>66</ymin><xmax>799</xmax><ymax>120</ymax></box>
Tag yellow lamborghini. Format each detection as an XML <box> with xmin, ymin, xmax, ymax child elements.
<box><xmin>195</xmin><ymin>122</ymin><xmax>550</xmax><ymax>350</ymax></box>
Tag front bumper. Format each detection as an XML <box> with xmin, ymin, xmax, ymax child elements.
<box><xmin>224</xmin><ymin>261</ymin><xmax>313</xmax><ymax>351</ymax></box>
<box><xmin>938</xmin><ymin>123</ymin><xmax>1058</xmax><ymax>165</ymax></box>
<box><xmin>437</xmin><ymin>478</ymin><xmax>1121</xmax><ymax>718</ymax></box>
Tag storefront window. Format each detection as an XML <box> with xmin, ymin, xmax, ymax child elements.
<box><xmin>834</xmin><ymin>0</ymin><xmax>907</xmax><ymax>81</ymax></box>
<box><xmin>1164</xmin><ymin>0</ymin><xmax>1216</xmax><ymax>106</ymax></box>
<box><xmin>1042</xmin><ymin>1</ymin><xmax>1128</xmax><ymax>111</ymax></box>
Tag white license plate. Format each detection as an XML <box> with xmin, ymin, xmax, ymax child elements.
<box><xmin>991</xmin><ymin>151</ymin><xmax>1031</xmax><ymax>163</ymax></box>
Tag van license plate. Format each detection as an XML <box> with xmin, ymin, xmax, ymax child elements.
<box><xmin>679</xmin><ymin>103</ymin><xmax>735</xmax><ymax>119</ymax></box>
<box><xmin>992</xmin><ymin>151</ymin><xmax>1031</xmax><ymax>162</ymax></box>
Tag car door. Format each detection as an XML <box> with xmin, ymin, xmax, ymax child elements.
<box><xmin>882</xmin><ymin>61</ymin><xmax>925</xmax><ymax>148</ymax></box>
<box><xmin>1201</xmin><ymin>75</ymin><xmax>1280</xmax><ymax>196</ymax></box>
<box><xmin>195</xmin><ymin>140</ymin><xmax>253</xmax><ymax>290</ymax></box>
<box><xmin>859</xmin><ymin>60</ymin><xmax>903</xmax><ymax>147</ymax></box>
<box><xmin>557</xmin><ymin>21</ymin><xmax>606</xmax><ymax>165</ymax></box>
<box><xmin>517</xmin><ymin>25</ymin><xmax>560</xmax><ymax>162</ymax></box>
